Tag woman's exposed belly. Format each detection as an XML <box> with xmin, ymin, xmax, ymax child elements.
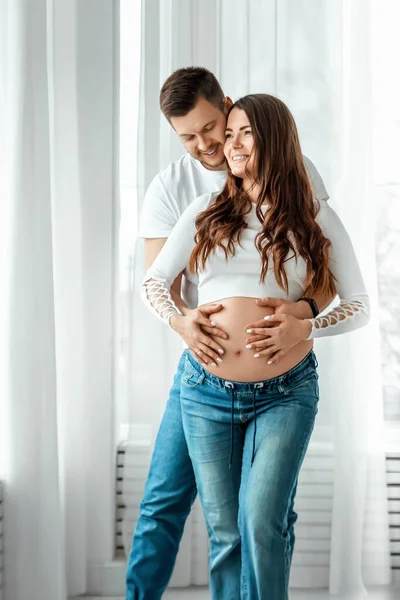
<box><xmin>199</xmin><ymin>297</ymin><xmax>313</xmax><ymax>382</ymax></box>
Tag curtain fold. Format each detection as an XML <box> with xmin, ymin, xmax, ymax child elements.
<box><xmin>1</xmin><ymin>1</ymin><xmax>70</xmax><ymax>598</ymax></box>
<box><xmin>0</xmin><ymin>1</ymin><xmax>116</xmax><ymax>597</ymax></box>
<box><xmin>326</xmin><ymin>1</ymin><xmax>391</xmax><ymax>593</ymax></box>
<box><xmin>124</xmin><ymin>0</ymin><xmax>391</xmax><ymax>592</ymax></box>
<box><xmin>0</xmin><ymin>0</ymin><xmax>86</xmax><ymax>597</ymax></box>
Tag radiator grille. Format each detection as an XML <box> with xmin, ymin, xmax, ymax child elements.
<box><xmin>116</xmin><ymin>441</ymin><xmax>400</xmax><ymax>587</ymax></box>
<box><xmin>388</xmin><ymin>456</ymin><xmax>400</xmax><ymax>574</ymax></box>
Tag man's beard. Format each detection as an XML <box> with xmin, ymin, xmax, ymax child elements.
<box><xmin>198</xmin><ymin>146</ymin><xmax>227</xmax><ymax>170</ymax></box>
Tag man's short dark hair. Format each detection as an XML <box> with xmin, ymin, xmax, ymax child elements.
<box><xmin>160</xmin><ymin>67</ymin><xmax>225</xmax><ymax>121</ymax></box>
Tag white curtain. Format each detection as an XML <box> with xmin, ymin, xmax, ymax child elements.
<box><xmin>0</xmin><ymin>1</ymin><xmax>116</xmax><ymax>598</ymax></box>
<box><xmin>125</xmin><ymin>0</ymin><xmax>392</xmax><ymax>594</ymax></box>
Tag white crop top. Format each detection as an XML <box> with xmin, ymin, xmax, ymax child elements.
<box><xmin>141</xmin><ymin>192</ymin><xmax>370</xmax><ymax>339</ymax></box>
<box><xmin>139</xmin><ymin>153</ymin><xmax>329</xmax><ymax>310</ymax></box>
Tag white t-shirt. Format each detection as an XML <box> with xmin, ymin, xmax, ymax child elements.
<box><xmin>139</xmin><ymin>153</ymin><xmax>329</xmax><ymax>309</ymax></box>
<box><xmin>143</xmin><ymin>193</ymin><xmax>370</xmax><ymax>339</ymax></box>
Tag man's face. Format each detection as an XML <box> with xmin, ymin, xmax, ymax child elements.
<box><xmin>170</xmin><ymin>97</ymin><xmax>231</xmax><ymax>171</ymax></box>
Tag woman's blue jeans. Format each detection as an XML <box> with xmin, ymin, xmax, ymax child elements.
<box><xmin>180</xmin><ymin>349</ymin><xmax>319</xmax><ymax>600</ymax></box>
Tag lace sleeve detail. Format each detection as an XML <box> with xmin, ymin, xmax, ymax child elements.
<box><xmin>306</xmin><ymin>202</ymin><xmax>371</xmax><ymax>340</ymax></box>
<box><xmin>139</xmin><ymin>193</ymin><xmax>214</xmax><ymax>325</ymax></box>
<box><xmin>140</xmin><ymin>276</ymin><xmax>182</xmax><ymax>326</ymax></box>
<box><xmin>306</xmin><ymin>295</ymin><xmax>370</xmax><ymax>340</ymax></box>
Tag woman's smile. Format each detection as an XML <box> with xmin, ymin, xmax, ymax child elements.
<box><xmin>224</xmin><ymin>107</ymin><xmax>256</xmax><ymax>179</ymax></box>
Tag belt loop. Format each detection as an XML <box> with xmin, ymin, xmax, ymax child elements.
<box><xmin>251</xmin><ymin>387</ymin><xmax>257</xmax><ymax>466</ymax></box>
<box><xmin>277</xmin><ymin>377</ymin><xmax>286</xmax><ymax>395</ymax></box>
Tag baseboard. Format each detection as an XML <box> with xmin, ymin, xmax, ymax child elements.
<box><xmin>87</xmin><ymin>559</ymin><xmax>400</xmax><ymax>597</ymax></box>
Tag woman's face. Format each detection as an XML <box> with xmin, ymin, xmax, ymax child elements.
<box><xmin>224</xmin><ymin>107</ymin><xmax>256</xmax><ymax>180</ymax></box>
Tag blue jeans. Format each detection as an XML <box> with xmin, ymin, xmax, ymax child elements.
<box><xmin>125</xmin><ymin>353</ymin><xmax>196</xmax><ymax>600</ymax></box>
<box><xmin>180</xmin><ymin>349</ymin><xmax>319</xmax><ymax>600</ymax></box>
<box><xmin>125</xmin><ymin>352</ymin><xmax>305</xmax><ymax>600</ymax></box>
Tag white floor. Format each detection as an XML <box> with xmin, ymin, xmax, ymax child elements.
<box><xmin>80</xmin><ymin>586</ymin><xmax>398</xmax><ymax>600</ymax></box>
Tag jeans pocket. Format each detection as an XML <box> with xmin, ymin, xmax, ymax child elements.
<box><xmin>289</xmin><ymin>374</ymin><xmax>318</xmax><ymax>392</ymax></box>
<box><xmin>182</xmin><ymin>360</ymin><xmax>205</xmax><ymax>389</ymax></box>
<box><xmin>281</xmin><ymin>369</ymin><xmax>319</xmax><ymax>398</ymax></box>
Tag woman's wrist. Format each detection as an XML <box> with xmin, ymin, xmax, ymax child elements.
<box><xmin>280</xmin><ymin>300</ymin><xmax>313</xmax><ymax>319</ymax></box>
<box><xmin>169</xmin><ymin>313</ymin><xmax>184</xmax><ymax>331</ymax></box>
<box><xmin>294</xmin><ymin>299</ymin><xmax>315</xmax><ymax>319</ymax></box>
<box><xmin>302</xmin><ymin>319</ymin><xmax>313</xmax><ymax>340</ymax></box>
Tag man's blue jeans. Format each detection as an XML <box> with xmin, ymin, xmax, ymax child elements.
<box><xmin>180</xmin><ymin>350</ymin><xmax>319</xmax><ymax>600</ymax></box>
<box><xmin>125</xmin><ymin>352</ymin><xmax>305</xmax><ymax>599</ymax></box>
<box><xmin>125</xmin><ymin>353</ymin><xmax>196</xmax><ymax>600</ymax></box>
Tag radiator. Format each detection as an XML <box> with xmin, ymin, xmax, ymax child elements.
<box><xmin>117</xmin><ymin>440</ymin><xmax>400</xmax><ymax>588</ymax></box>
<box><xmin>387</xmin><ymin>455</ymin><xmax>400</xmax><ymax>575</ymax></box>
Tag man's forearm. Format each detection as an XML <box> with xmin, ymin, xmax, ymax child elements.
<box><xmin>169</xmin><ymin>272</ymin><xmax>190</xmax><ymax>316</ymax></box>
<box><xmin>170</xmin><ymin>290</ymin><xmax>190</xmax><ymax>316</ymax></box>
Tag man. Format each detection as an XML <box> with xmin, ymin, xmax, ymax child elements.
<box><xmin>126</xmin><ymin>67</ymin><xmax>331</xmax><ymax>600</ymax></box>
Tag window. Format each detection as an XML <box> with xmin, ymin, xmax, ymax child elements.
<box><xmin>116</xmin><ymin>0</ymin><xmax>400</xmax><ymax>427</ymax></box>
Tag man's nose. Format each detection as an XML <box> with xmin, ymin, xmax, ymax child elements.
<box><xmin>197</xmin><ymin>136</ymin><xmax>211</xmax><ymax>152</ymax></box>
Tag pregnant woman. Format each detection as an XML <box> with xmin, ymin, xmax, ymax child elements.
<box><xmin>141</xmin><ymin>94</ymin><xmax>369</xmax><ymax>600</ymax></box>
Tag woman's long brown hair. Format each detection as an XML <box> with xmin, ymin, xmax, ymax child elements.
<box><xmin>189</xmin><ymin>94</ymin><xmax>336</xmax><ymax>298</ymax></box>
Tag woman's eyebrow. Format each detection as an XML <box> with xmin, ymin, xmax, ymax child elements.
<box><xmin>225</xmin><ymin>126</ymin><xmax>250</xmax><ymax>132</ymax></box>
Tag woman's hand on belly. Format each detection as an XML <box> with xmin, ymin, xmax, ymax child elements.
<box><xmin>170</xmin><ymin>304</ymin><xmax>228</xmax><ymax>366</ymax></box>
<box><xmin>200</xmin><ymin>297</ymin><xmax>313</xmax><ymax>382</ymax></box>
<box><xmin>245</xmin><ymin>312</ymin><xmax>312</xmax><ymax>365</ymax></box>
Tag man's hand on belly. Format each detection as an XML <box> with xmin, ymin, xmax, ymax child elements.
<box><xmin>198</xmin><ymin>303</ymin><xmax>229</xmax><ymax>340</ymax></box>
<box><xmin>255</xmin><ymin>296</ymin><xmax>314</xmax><ymax>318</ymax></box>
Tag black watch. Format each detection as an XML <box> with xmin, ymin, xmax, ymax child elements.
<box><xmin>296</xmin><ymin>297</ymin><xmax>319</xmax><ymax>318</ymax></box>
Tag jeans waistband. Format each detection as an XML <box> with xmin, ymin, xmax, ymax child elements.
<box><xmin>183</xmin><ymin>348</ymin><xmax>318</xmax><ymax>394</ymax></box>
<box><xmin>183</xmin><ymin>349</ymin><xmax>318</xmax><ymax>470</ymax></box>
